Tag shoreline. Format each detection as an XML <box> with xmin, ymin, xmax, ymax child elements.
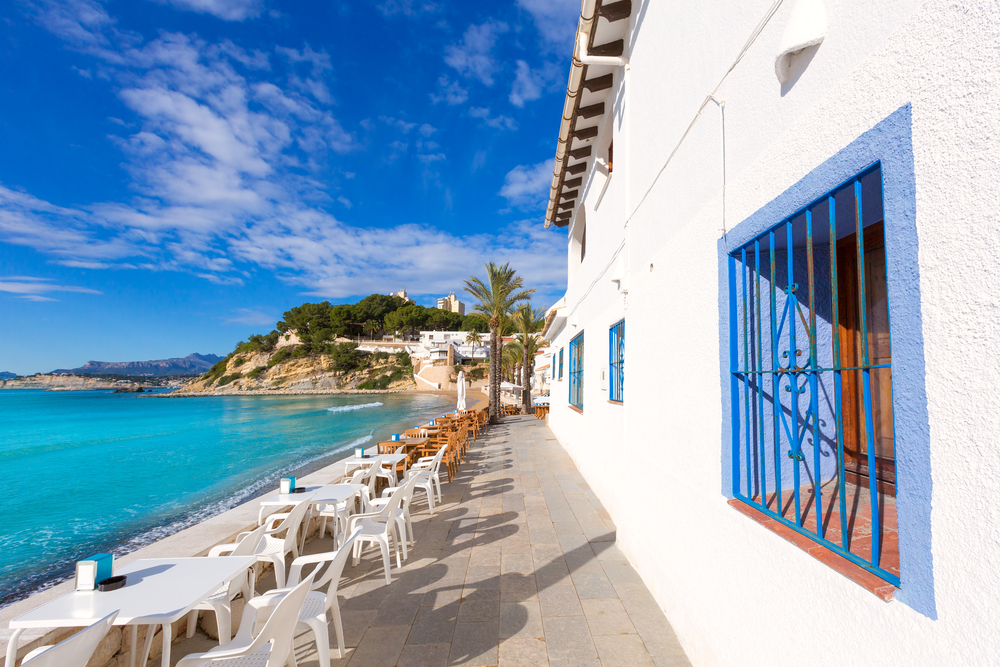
<box><xmin>0</xmin><ymin>389</ymin><xmax>477</xmax><ymax>615</ymax></box>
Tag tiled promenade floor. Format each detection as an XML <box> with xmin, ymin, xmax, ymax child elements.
<box><xmin>162</xmin><ymin>415</ymin><xmax>692</xmax><ymax>667</ymax></box>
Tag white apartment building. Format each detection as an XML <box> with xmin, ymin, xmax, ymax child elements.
<box><xmin>436</xmin><ymin>292</ymin><xmax>466</xmax><ymax>315</ymax></box>
<box><xmin>542</xmin><ymin>1</ymin><xmax>1000</xmax><ymax>665</ymax></box>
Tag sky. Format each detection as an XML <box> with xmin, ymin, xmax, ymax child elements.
<box><xmin>0</xmin><ymin>0</ymin><xmax>575</xmax><ymax>374</ymax></box>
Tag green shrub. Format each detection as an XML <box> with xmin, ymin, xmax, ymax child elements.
<box><xmin>246</xmin><ymin>366</ymin><xmax>266</xmax><ymax>379</ymax></box>
<box><xmin>232</xmin><ymin>356</ymin><xmax>246</xmax><ymax>367</ymax></box>
<box><xmin>266</xmin><ymin>347</ymin><xmax>294</xmax><ymax>368</ymax></box>
<box><xmin>203</xmin><ymin>357</ymin><xmax>231</xmax><ymax>382</ymax></box>
<box><xmin>468</xmin><ymin>367</ymin><xmax>486</xmax><ymax>381</ymax></box>
<box><xmin>217</xmin><ymin>373</ymin><xmax>242</xmax><ymax>386</ymax></box>
<box><xmin>329</xmin><ymin>342</ymin><xmax>362</xmax><ymax>372</ymax></box>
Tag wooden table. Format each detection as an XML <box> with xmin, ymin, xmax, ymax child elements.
<box><xmin>378</xmin><ymin>438</ymin><xmax>430</xmax><ymax>466</ymax></box>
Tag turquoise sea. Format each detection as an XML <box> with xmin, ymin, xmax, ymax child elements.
<box><xmin>0</xmin><ymin>389</ymin><xmax>454</xmax><ymax>607</ymax></box>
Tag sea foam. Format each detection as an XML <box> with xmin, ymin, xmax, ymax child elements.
<box><xmin>326</xmin><ymin>401</ymin><xmax>383</xmax><ymax>413</ymax></box>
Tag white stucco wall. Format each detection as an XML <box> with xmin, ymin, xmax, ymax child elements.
<box><xmin>545</xmin><ymin>1</ymin><xmax>1000</xmax><ymax>665</ymax></box>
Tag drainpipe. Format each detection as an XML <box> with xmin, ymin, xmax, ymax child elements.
<box><xmin>576</xmin><ymin>31</ymin><xmax>628</xmax><ymax>67</ymax></box>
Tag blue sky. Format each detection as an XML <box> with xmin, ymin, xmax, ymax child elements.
<box><xmin>0</xmin><ymin>0</ymin><xmax>573</xmax><ymax>374</ymax></box>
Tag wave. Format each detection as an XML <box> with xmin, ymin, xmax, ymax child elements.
<box><xmin>325</xmin><ymin>401</ymin><xmax>383</xmax><ymax>413</ymax></box>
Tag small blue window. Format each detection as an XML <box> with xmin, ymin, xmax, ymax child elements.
<box><xmin>558</xmin><ymin>349</ymin><xmax>564</xmax><ymax>379</ymax></box>
<box><xmin>609</xmin><ymin>320</ymin><xmax>624</xmax><ymax>402</ymax></box>
<box><xmin>569</xmin><ymin>332</ymin><xmax>584</xmax><ymax>410</ymax></box>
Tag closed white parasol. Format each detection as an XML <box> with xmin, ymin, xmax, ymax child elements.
<box><xmin>456</xmin><ymin>371</ymin><xmax>467</xmax><ymax>410</ymax></box>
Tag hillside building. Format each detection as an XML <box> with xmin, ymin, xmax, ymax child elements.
<box><xmin>540</xmin><ymin>0</ymin><xmax>1000</xmax><ymax>665</ymax></box>
<box><xmin>436</xmin><ymin>292</ymin><xmax>466</xmax><ymax>315</ymax></box>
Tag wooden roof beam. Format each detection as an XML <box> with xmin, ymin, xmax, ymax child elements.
<box><xmin>590</xmin><ymin>40</ymin><xmax>624</xmax><ymax>58</ymax></box>
<box><xmin>583</xmin><ymin>74</ymin><xmax>613</xmax><ymax>92</ymax></box>
<box><xmin>599</xmin><ymin>0</ymin><xmax>632</xmax><ymax>22</ymax></box>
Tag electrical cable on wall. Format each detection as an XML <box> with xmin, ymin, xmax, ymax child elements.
<box><xmin>567</xmin><ymin>0</ymin><xmax>785</xmax><ymax>320</ymax></box>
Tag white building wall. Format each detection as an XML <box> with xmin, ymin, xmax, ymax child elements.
<box><xmin>546</xmin><ymin>1</ymin><xmax>1000</xmax><ymax>665</ymax></box>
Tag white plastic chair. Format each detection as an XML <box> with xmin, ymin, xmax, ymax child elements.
<box><xmin>250</xmin><ymin>498</ymin><xmax>312</xmax><ymax>588</ymax></box>
<box><xmin>21</xmin><ymin>611</ymin><xmax>118</xmax><ymax>667</ymax></box>
<box><xmin>251</xmin><ymin>529</ymin><xmax>362</xmax><ymax>666</ymax></box>
<box><xmin>185</xmin><ymin>523</ymin><xmax>268</xmax><ymax>644</ymax></box>
<box><xmin>405</xmin><ymin>444</ymin><xmax>447</xmax><ymax>514</ymax></box>
<box><xmin>372</xmin><ymin>473</ymin><xmax>421</xmax><ymax>550</ymax></box>
<box><xmin>176</xmin><ymin>571</ymin><xmax>316</xmax><ymax>667</ymax></box>
<box><xmin>346</xmin><ymin>481</ymin><xmax>411</xmax><ymax>585</ymax></box>
<box><xmin>316</xmin><ymin>483</ymin><xmax>365</xmax><ymax>548</ymax></box>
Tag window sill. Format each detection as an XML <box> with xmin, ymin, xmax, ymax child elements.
<box><xmin>608</xmin><ymin>400</ymin><xmax>623</xmax><ymax>405</ymax></box>
<box><xmin>728</xmin><ymin>499</ymin><xmax>897</xmax><ymax>602</ymax></box>
<box><xmin>568</xmin><ymin>405</ymin><xmax>584</xmax><ymax>414</ymax></box>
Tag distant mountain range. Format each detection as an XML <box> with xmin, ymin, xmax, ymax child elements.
<box><xmin>52</xmin><ymin>353</ymin><xmax>222</xmax><ymax>377</ymax></box>
<box><xmin>0</xmin><ymin>371</ymin><xmax>16</xmax><ymax>380</ymax></box>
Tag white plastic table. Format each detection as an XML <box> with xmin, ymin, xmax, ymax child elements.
<box><xmin>6</xmin><ymin>556</ymin><xmax>256</xmax><ymax>667</ymax></box>
<box><xmin>256</xmin><ymin>484</ymin><xmax>367</xmax><ymax>550</ymax></box>
<box><xmin>339</xmin><ymin>453</ymin><xmax>407</xmax><ymax>469</ymax></box>
<box><xmin>256</xmin><ymin>487</ymin><xmax>319</xmax><ymax>524</ymax></box>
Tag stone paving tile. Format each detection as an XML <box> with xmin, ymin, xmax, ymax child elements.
<box><xmin>594</xmin><ymin>634</ymin><xmax>656</xmax><ymax>667</ymax></box>
<box><xmin>581</xmin><ymin>598</ymin><xmax>638</xmax><ymax>636</ymax></box>
<box><xmin>449</xmin><ymin>621</ymin><xmax>500</xmax><ymax>666</ymax></box>
<box><xmin>397</xmin><ymin>643</ymin><xmax>451</xmax><ymax>667</ymax></box>
<box><xmin>156</xmin><ymin>415</ymin><xmax>690</xmax><ymax>667</ymax></box>
<box><xmin>497</xmin><ymin>636</ymin><xmax>548</xmax><ymax>666</ymax></box>
<box><xmin>542</xmin><ymin>615</ymin><xmax>599</xmax><ymax>662</ymax></box>
<box><xmin>499</xmin><ymin>600</ymin><xmax>544</xmax><ymax>639</ymax></box>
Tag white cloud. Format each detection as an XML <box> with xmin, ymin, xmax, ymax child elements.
<box><xmin>469</xmin><ymin>107</ymin><xmax>517</xmax><ymax>131</ymax></box>
<box><xmin>444</xmin><ymin>20</ymin><xmax>508</xmax><ymax>86</ymax></box>
<box><xmin>224</xmin><ymin>308</ymin><xmax>277</xmax><ymax>326</ymax></box>
<box><xmin>0</xmin><ymin>276</ymin><xmax>102</xmax><ymax>302</ymax></box>
<box><xmin>500</xmin><ymin>159</ymin><xmax>554</xmax><ymax>209</ymax></box>
<box><xmin>336</xmin><ymin>196</ymin><xmax>352</xmax><ymax>209</ymax></box>
<box><xmin>472</xmin><ymin>150</ymin><xmax>487</xmax><ymax>172</ymax></box>
<box><xmin>157</xmin><ymin>0</ymin><xmax>265</xmax><ymax>21</ymax></box>
<box><xmin>516</xmin><ymin>0</ymin><xmax>579</xmax><ymax>47</ymax></box>
<box><xmin>376</xmin><ymin>0</ymin><xmax>440</xmax><ymax>18</ymax></box>
<box><xmin>430</xmin><ymin>76</ymin><xmax>468</xmax><ymax>105</ymax></box>
<box><xmin>509</xmin><ymin>60</ymin><xmax>561</xmax><ymax>107</ymax></box>
<box><xmin>380</xmin><ymin>116</ymin><xmax>418</xmax><ymax>133</ymax></box>
<box><xmin>6</xmin><ymin>2</ymin><xmax>568</xmax><ymax>305</ymax></box>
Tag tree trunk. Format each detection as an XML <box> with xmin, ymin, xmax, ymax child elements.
<box><xmin>489</xmin><ymin>324</ymin><xmax>499</xmax><ymax>423</ymax></box>
<box><xmin>522</xmin><ymin>344</ymin><xmax>531</xmax><ymax>412</ymax></box>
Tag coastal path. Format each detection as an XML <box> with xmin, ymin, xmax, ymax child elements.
<box><xmin>163</xmin><ymin>415</ymin><xmax>692</xmax><ymax>666</ymax></box>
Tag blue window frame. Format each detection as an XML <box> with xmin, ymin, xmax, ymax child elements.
<box><xmin>728</xmin><ymin>163</ymin><xmax>899</xmax><ymax>586</ymax></box>
<box><xmin>569</xmin><ymin>332</ymin><xmax>584</xmax><ymax>409</ymax></box>
<box><xmin>558</xmin><ymin>349</ymin><xmax>564</xmax><ymax>380</ymax></box>
<box><xmin>609</xmin><ymin>320</ymin><xmax>624</xmax><ymax>402</ymax></box>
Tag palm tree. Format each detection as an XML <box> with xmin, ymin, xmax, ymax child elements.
<box><xmin>464</xmin><ymin>262</ymin><xmax>534</xmax><ymax>422</ymax></box>
<box><xmin>363</xmin><ymin>319</ymin><xmax>381</xmax><ymax>341</ymax></box>
<box><xmin>510</xmin><ymin>304</ymin><xmax>546</xmax><ymax>411</ymax></box>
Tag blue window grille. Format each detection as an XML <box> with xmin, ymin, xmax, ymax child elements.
<box><xmin>558</xmin><ymin>349</ymin><xmax>564</xmax><ymax>380</ymax></box>
<box><xmin>569</xmin><ymin>332</ymin><xmax>584</xmax><ymax>409</ymax></box>
<box><xmin>609</xmin><ymin>320</ymin><xmax>624</xmax><ymax>402</ymax></box>
<box><xmin>728</xmin><ymin>163</ymin><xmax>899</xmax><ymax>586</ymax></box>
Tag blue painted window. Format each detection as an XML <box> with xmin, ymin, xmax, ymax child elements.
<box><xmin>569</xmin><ymin>332</ymin><xmax>584</xmax><ymax>409</ymax></box>
<box><xmin>609</xmin><ymin>320</ymin><xmax>624</xmax><ymax>402</ymax></box>
<box><xmin>558</xmin><ymin>349</ymin><xmax>564</xmax><ymax>380</ymax></box>
<box><xmin>728</xmin><ymin>163</ymin><xmax>899</xmax><ymax>586</ymax></box>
